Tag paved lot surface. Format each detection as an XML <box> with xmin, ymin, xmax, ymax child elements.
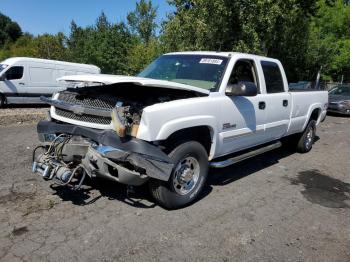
<box><xmin>0</xmin><ymin>114</ymin><xmax>349</xmax><ymax>262</ymax></box>
<box><xmin>0</xmin><ymin>106</ymin><xmax>47</xmax><ymax>126</ymax></box>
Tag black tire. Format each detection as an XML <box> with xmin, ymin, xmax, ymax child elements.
<box><xmin>296</xmin><ymin>120</ymin><xmax>316</xmax><ymax>153</ymax></box>
<box><xmin>0</xmin><ymin>94</ymin><xmax>5</xmax><ymax>108</ymax></box>
<box><xmin>149</xmin><ymin>141</ymin><xmax>209</xmax><ymax>209</ymax></box>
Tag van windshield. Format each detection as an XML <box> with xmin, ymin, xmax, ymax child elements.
<box><xmin>138</xmin><ymin>55</ymin><xmax>229</xmax><ymax>91</ymax></box>
<box><xmin>0</xmin><ymin>64</ymin><xmax>8</xmax><ymax>73</ymax></box>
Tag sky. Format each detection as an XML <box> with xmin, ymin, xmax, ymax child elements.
<box><xmin>0</xmin><ymin>0</ymin><xmax>174</xmax><ymax>35</ymax></box>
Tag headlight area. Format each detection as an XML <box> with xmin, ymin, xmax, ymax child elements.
<box><xmin>338</xmin><ymin>100</ymin><xmax>350</xmax><ymax>114</ymax></box>
<box><xmin>329</xmin><ymin>100</ymin><xmax>350</xmax><ymax>114</ymax></box>
<box><xmin>339</xmin><ymin>100</ymin><xmax>350</xmax><ymax>108</ymax></box>
<box><xmin>111</xmin><ymin>106</ymin><xmax>141</xmax><ymax>138</ymax></box>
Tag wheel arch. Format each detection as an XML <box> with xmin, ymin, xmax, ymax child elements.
<box><xmin>158</xmin><ymin>122</ymin><xmax>216</xmax><ymax>160</ymax></box>
<box><xmin>302</xmin><ymin>105</ymin><xmax>322</xmax><ymax>130</ymax></box>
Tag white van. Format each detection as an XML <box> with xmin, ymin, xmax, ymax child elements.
<box><xmin>0</xmin><ymin>57</ymin><xmax>100</xmax><ymax>107</ymax></box>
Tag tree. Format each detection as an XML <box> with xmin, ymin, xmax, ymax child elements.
<box><xmin>307</xmin><ymin>0</ymin><xmax>350</xmax><ymax>81</ymax></box>
<box><xmin>161</xmin><ymin>0</ymin><xmax>319</xmax><ymax>82</ymax></box>
<box><xmin>34</xmin><ymin>33</ymin><xmax>68</xmax><ymax>60</ymax></box>
<box><xmin>127</xmin><ymin>0</ymin><xmax>158</xmax><ymax>43</ymax></box>
<box><xmin>126</xmin><ymin>0</ymin><xmax>161</xmax><ymax>74</ymax></box>
<box><xmin>0</xmin><ymin>12</ymin><xmax>22</xmax><ymax>47</ymax></box>
<box><xmin>127</xmin><ymin>38</ymin><xmax>161</xmax><ymax>75</ymax></box>
<box><xmin>0</xmin><ymin>33</ymin><xmax>36</xmax><ymax>60</ymax></box>
<box><xmin>67</xmin><ymin>13</ymin><xmax>135</xmax><ymax>74</ymax></box>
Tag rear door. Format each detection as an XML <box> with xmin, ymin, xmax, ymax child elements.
<box><xmin>26</xmin><ymin>63</ymin><xmax>58</xmax><ymax>97</ymax></box>
<box><xmin>259</xmin><ymin>60</ymin><xmax>291</xmax><ymax>140</ymax></box>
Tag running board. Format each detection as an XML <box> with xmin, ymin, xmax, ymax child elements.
<box><xmin>210</xmin><ymin>141</ymin><xmax>282</xmax><ymax>168</ymax></box>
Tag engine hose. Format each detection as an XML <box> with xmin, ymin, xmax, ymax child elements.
<box><xmin>32</xmin><ymin>146</ymin><xmax>46</xmax><ymax>162</ymax></box>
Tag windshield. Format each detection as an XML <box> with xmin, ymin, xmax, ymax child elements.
<box><xmin>138</xmin><ymin>55</ymin><xmax>229</xmax><ymax>91</ymax></box>
<box><xmin>0</xmin><ymin>64</ymin><xmax>8</xmax><ymax>73</ymax></box>
<box><xmin>329</xmin><ymin>86</ymin><xmax>350</xmax><ymax>96</ymax></box>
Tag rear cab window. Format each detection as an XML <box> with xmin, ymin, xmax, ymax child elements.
<box><xmin>29</xmin><ymin>67</ymin><xmax>54</xmax><ymax>83</ymax></box>
<box><xmin>5</xmin><ymin>66</ymin><xmax>24</xmax><ymax>80</ymax></box>
<box><xmin>261</xmin><ymin>61</ymin><xmax>284</xmax><ymax>93</ymax></box>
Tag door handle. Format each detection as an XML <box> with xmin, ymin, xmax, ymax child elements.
<box><xmin>283</xmin><ymin>100</ymin><xmax>288</xmax><ymax>107</ymax></box>
<box><xmin>259</xmin><ymin>101</ymin><xmax>266</xmax><ymax>110</ymax></box>
<box><xmin>19</xmin><ymin>82</ymin><xmax>25</xmax><ymax>85</ymax></box>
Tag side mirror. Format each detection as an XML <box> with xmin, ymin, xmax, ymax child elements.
<box><xmin>0</xmin><ymin>74</ymin><xmax>5</xmax><ymax>81</ymax></box>
<box><xmin>226</xmin><ymin>81</ymin><xmax>258</xmax><ymax>97</ymax></box>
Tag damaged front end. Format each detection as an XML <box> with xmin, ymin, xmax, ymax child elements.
<box><xmin>32</xmin><ymin>81</ymin><xmax>206</xmax><ymax>188</ymax></box>
<box><xmin>32</xmin><ymin>120</ymin><xmax>174</xmax><ymax>187</ymax></box>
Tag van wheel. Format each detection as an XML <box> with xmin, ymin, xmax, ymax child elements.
<box><xmin>0</xmin><ymin>94</ymin><xmax>5</xmax><ymax>108</ymax></box>
<box><xmin>296</xmin><ymin>120</ymin><xmax>316</xmax><ymax>153</ymax></box>
<box><xmin>149</xmin><ymin>141</ymin><xmax>209</xmax><ymax>209</ymax></box>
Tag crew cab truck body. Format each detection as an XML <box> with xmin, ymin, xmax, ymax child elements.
<box><xmin>32</xmin><ymin>52</ymin><xmax>328</xmax><ymax>209</ymax></box>
<box><xmin>0</xmin><ymin>57</ymin><xmax>100</xmax><ymax>107</ymax></box>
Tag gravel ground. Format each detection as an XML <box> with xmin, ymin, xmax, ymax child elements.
<box><xmin>0</xmin><ymin>106</ymin><xmax>47</xmax><ymax>126</ymax></box>
<box><xmin>0</xmin><ymin>115</ymin><xmax>349</xmax><ymax>262</ymax></box>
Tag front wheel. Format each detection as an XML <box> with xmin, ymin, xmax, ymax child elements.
<box><xmin>149</xmin><ymin>141</ymin><xmax>209</xmax><ymax>209</ymax></box>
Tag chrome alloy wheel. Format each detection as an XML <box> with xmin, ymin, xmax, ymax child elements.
<box><xmin>305</xmin><ymin>127</ymin><xmax>314</xmax><ymax>149</ymax></box>
<box><xmin>172</xmin><ymin>156</ymin><xmax>200</xmax><ymax>195</ymax></box>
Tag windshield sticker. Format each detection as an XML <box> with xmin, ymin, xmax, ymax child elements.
<box><xmin>199</xmin><ymin>58</ymin><xmax>223</xmax><ymax>65</ymax></box>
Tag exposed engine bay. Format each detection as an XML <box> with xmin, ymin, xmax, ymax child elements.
<box><xmin>49</xmin><ymin>83</ymin><xmax>206</xmax><ymax>137</ymax></box>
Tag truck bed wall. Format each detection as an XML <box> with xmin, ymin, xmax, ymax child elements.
<box><xmin>287</xmin><ymin>91</ymin><xmax>328</xmax><ymax>135</ymax></box>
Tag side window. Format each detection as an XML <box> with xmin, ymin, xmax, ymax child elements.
<box><xmin>261</xmin><ymin>61</ymin><xmax>284</xmax><ymax>93</ymax></box>
<box><xmin>29</xmin><ymin>67</ymin><xmax>53</xmax><ymax>83</ymax></box>
<box><xmin>229</xmin><ymin>59</ymin><xmax>259</xmax><ymax>88</ymax></box>
<box><xmin>6</xmin><ymin>66</ymin><xmax>24</xmax><ymax>80</ymax></box>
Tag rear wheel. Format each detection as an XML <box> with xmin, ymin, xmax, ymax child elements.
<box><xmin>0</xmin><ymin>94</ymin><xmax>5</xmax><ymax>108</ymax></box>
<box><xmin>296</xmin><ymin>120</ymin><xmax>316</xmax><ymax>153</ymax></box>
<box><xmin>149</xmin><ymin>141</ymin><xmax>209</xmax><ymax>209</ymax></box>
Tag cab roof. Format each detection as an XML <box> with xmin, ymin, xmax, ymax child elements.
<box><xmin>164</xmin><ymin>51</ymin><xmax>280</xmax><ymax>63</ymax></box>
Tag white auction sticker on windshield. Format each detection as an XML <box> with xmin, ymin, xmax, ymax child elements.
<box><xmin>199</xmin><ymin>58</ymin><xmax>223</xmax><ymax>65</ymax></box>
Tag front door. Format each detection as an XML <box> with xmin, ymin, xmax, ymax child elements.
<box><xmin>219</xmin><ymin>59</ymin><xmax>267</xmax><ymax>156</ymax></box>
<box><xmin>1</xmin><ymin>65</ymin><xmax>26</xmax><ymax>103</ymax></box>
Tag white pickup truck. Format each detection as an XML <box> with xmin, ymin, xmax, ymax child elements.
<box><xmin>32</xmin><ymin>52</ymin><xmax>328</xmax><ymax>209</ymax></box>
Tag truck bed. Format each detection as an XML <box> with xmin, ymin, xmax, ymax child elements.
<box><xmin>287</xmin><ymin>90</ymin><xmax>328</xmax><ymax>135</ymax></box>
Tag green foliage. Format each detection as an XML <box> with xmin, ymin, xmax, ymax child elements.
<box><xmin>0</xmin><ymin>12</ymin><xmax>22</xmax><ymax>47</ymax></box>
<box><xmin>0</xmin><ymin>0</ymin><xmax>349</xmax><ymax>81</ymax></box>
<box><xmin>0</xmin><ymin>33</ymin><xmax>66</xmax><ymax>61</ymax></box>
<box><xmin>66</xmin><ymin>13</ymin><xmax>135</xmax><ymax>74</ymax></box>
<box><xmin>0</xmin><ymin>34</ymin><xmax>36</xmax><ymax>61</ymax></box>
<box><xmin>126</xmin><ymin>1</ymin><xmax>160</xmax><ymax>73</ymax></box>
<box><xmin>34</xmin><ymin>33</ymin><xmax>67</xmax><ymax>60</ymax></box>
<box><xmin>161</xmin><ymin>0</ymin><xmax>320</xmax><ymax>81</ymax></box>
<box><xmin>307</xmin><ymin>0</ymin><xmax>350</xmax><ymax>81</ymax></box>
<box><xmin>127</xmin><ymin>0</ymin><xmax>158</xmax><ymax>43</ymax></box>
<box><xmin>127</xmin><ymin>39</ymin><xmax>161</xmax><ymax>75</ymax></box>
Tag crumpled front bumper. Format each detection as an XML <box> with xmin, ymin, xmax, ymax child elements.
<box><xmin>37</xmin><ymin>120</ymin><xmax>174</xmax><ymax>185</ymax></box>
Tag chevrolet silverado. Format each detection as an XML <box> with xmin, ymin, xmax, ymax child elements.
<box><xmin>32</xmin><ymin>52</ymin><xmax>328</xmax><ymax>209</ymax></box>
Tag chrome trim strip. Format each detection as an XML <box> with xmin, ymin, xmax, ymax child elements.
<box><xmin>222</xmin><ymin>129</ymin><xmax>264</xmax><ymax>142</ymax></box>
<box><xmin>210</xmin><ymin>141</ymin><xmax>282</xmax><ymax>168</ymax></box>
